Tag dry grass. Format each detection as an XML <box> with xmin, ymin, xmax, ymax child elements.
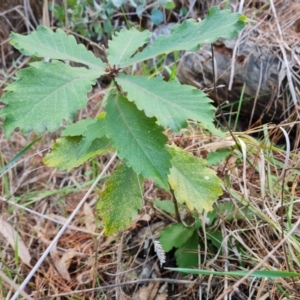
<box><xmin>2</xmin><ymin>118</ymin><xmax>300</xmax><ymax>299</ymax></box>
<box><xmin>1</xmin><ymin>0</ymin><xmax>300</xmax><ymax>299</ymax></box>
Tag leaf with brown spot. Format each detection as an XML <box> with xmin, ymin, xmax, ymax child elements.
<box><xmin>98</xmin><ymin>164</ymin><xmax>143</xmax><ymax>235</ymax></box>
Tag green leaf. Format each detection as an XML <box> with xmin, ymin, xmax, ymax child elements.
<box><xmin>163</xmin><ymin>0</ymin><xmax>176</xmax><ymax>10</ymax></box>
<box><xmin>121</xmin><ymin>7</ymin><xmax>246</xmax><ymax>67</ymax></box>
<box><xmin>78</xmin><ymin>118</ymin><xmax>107</xmax><ymax>156</ymax></box>
<box><xmin>175</xmin><ymin>230</ymin><xmax>198</xmax><ymax>268</ymax></box>
<box><xmin>105</xmin><ymin>93</ymin><xmax>171</xmax><ymax>189</ymax></box>
<box><xmin>153</xmin><ymin>200</ymin><xmax>175</xmax><ymax>215</ymax></box>
<box><xmin>116</xmin><ymin>74</ymin><xmax>215</xmax><ymax>132</ymax></box>
<box><xmin>159</xmin><ymin>223</ymin><xmax>195</xmax><ymax>252</ymax></box>
<box><xmin>62</xmin><ymin>117</ymin><xmax>107</xmax><ymax>157</ymax></box>
<box><xmin>206</xmin><ymin>229</ymin><xmax>222</xmax><ymax>249</ymax></box>
<box><xmin>150</xmin><ymin>9</ymin><xmax>164</xmax><ymax>25</ymax></box>
<box><xmin>166</xmin><ymin>268</ymin><xmax>300</xmax><ymax>279</ymax></box>
<box><xmin>136</xmin><ymin>5</ymin><xmax>145</xmax><ymax>17</ymax></box>
<box><xmin>1</xmin><ymin>61</ymin><xmax>98</xmax><ymax>136</ymax></box>
<box><xmin>111</xmin><ymin>0</ymin><xmax>124</xmax><ymax>8</ymax></box>
<box><xmin>168</xmin><ymin>146</ymin><xmax>223</xmax><ymax>213</ymax></box>
<box><xmin>10</xmin><ymin>26</ymin><xmax>106</xmax><ymax>72</ymax></box>
<box><xmin>107</xmin><ymin>27</ymin><xmax>151</xmax><ymax>66</ymax></box>
<box><xmin>203</xmin><ymin>202</ymin><xmax>256</xmax><ymax>228</ymax></box>
<box><xmin>98</xmin><ymin>164</ymin><xmax>143</xmax><ymax>235</ymax></box>
<box><xmin>206</xmin><ymin>148</ymin><xmax>232</xmax><ymax>166</ymax></box>
<box><xmin>62</xmin><ymin>118</ymin><xmax>96</xmax><ymax>137</ymax></box>
<box><xmin>44</xmin><ymin>136</ymin><xmax>112</xmax><ymax>171</ymax></box>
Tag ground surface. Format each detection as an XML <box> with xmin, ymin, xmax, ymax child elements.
<box><xmin>1</xmin><ymin>1</ymin><xmax>300</xmax><ymax>299</ymax></box>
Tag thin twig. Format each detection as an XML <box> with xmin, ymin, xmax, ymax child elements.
<box><xmin>269</xmin><ymin>0</ymin><xmax>299</xmax><ymax>109</ymax></box>
<box><xmin>170</xmin><ymin>186</ymin><xmax>181</xmax><ymax>222</ymax></box>
<box><xmin>36</xmin><ymin>278</ymin><xmax>202</xmax><ymax>299</ymax></box>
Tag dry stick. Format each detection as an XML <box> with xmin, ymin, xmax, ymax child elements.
<box><xmin>170</xmin><ymin>186</ymin><xmax>181</xmax><ymax>223</ymax></box>
<box><xmin>10</xmin><ymin>152</ymin><xmax>118</xmax><ymax>300</ymax></box>
<box><xmin>210</xmin><ymin>46</ymin><xmax>246</xmax><ymax>162</ymax></box>
<box><xmin>248</xmin><ymin>59</ymin><xmax>263</xmax><ymax>127</ymax></box>
<box><xmin>36</xmin><ymin>278</ymin><xmax>200</xmax><ymax>299</ymax></box>
<box><xmin>238</xmin><ymin>0</ymin><xmax>245</xmax><ymax>13</ymax></box>
<box><xmin>228</xmin><ymin>0</ymin><xmax>244</xmax><ymax>90</ymax></box>
<box><xmin>215</xmin><ymin>217</ymin><xmax>300</xmax><ymax>300</ymax></box>
<box><xmin>228</xmin><ymin>31</ymin><xmax>242</xmax><ymax>91</ymax></box>
<box><xmin>269</xmin><ymin>0</ymin><xmax>298</xmax><ymax>108</ymax></box>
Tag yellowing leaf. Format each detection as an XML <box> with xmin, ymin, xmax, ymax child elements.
<box><xmin>62</xmin><ymin>118</ymin><xmax>107</xmax><ymax>157</ymax></box>
<box><xmin>44</xmin><ymin>136</ymin><xmax>112</xmax><ymax>171</ymax></box>
<box><xmin>78</xmin><ymin>118</ymin><xmax>107</xmax><ymax>157</ymax></box>
<box><xmin>168</xmin><ymin>146</ymin><xmax>223</xmax><ymax>213</ymax></box>
<box><xmin>98</xmin><ymin>164</ymin><xmax>143</xmax><ymax>235</ymax></box>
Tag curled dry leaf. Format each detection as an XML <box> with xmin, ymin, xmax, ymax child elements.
<box><xmin>50</xmin><ymin>245</ymin><xmax>76</xmax><ymax>281</ymax></box>
<box><xmin>134</xmin><ymin>282</ymin><xmax>160</xmax><ymax>300</ymax></box>
<box><xmin>47</xmin><ymin>213</ymin><xmax>68</xmax><ymax>224</ymax></box>
<box><xmin>83</xmin><ymin>202</ymin><xmax>96</xmax><ymax>232</ymax></box>
<box><xmin>76</xmin><ymin>269</ymin><xmax>94</xmax><ymax>285</ymax></box>
<box><xmin>155</xmin><ymin>294</ymin><xmax>168</xmax><ymax>300</ymax></box>
<box><xmin>35</xmin><ymin>225</ymin><xmax>51</xmax><ymax>245</ymax></box>
<box><xmin>0</xmin><ymin>216</ymin><xmax>31</xmax><ymax>267</ymax></box>
<box><xmin>133</xmin><ymin>213</ymin><xmax>151</xmax><ymax>223</ymax></box>
<box><xmin>61</xmin><ymin>249</ymin><xmax>77</xmax><ymax>270</ymax></box>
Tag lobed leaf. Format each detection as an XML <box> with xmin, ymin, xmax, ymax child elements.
<box><xmin>168</xmin><ymin>146</ymin><xmax>223</xmax><ymax>213</ymax></box>
<box><xmin>78</xmin><ymin>118</ymin><xmax>107</xmax><ymax>157</ymax></box>
<box><xmin>44</xmin><ymin>136</ymin><xmax>112</xmax><ymax>171</ymax></box>
<box><xmin>116</xmin><ymin>74</ymin><xmax>215</xmax><ymax>132</ymax></box>
<box><xmin>207</xmin><ymin>230</ymin><xmax>223</xmax><ymax>249</ymax></box>
<box><xmin>107</xmin><ymin>27</ymin><xmax>151</xmax><ymax>66</ymax></box>
<box><xmin>120</xmin><ymin>7</ymin><xmax>246</xmax><ymax>67</ymax></box>
<box><xmin>10</xmin><ymin>26</ymin><xmax>106</xmax><ymax>72</ymax></box>
<box><xmin>105</xmin><ymin>93</ymin><xmax>171</xmax><ymax>189</ymax></box>
<box><xmin>159</xmin><ymin>223</ymin><xmax>195</xmax><ymax>252</ymax></box>
<box><xmin>154</xmin><ymin>200</ymin><xmax>175</xmax><ymax>215</ymax></box>
<box><xmin>175</xmin><ymin>230</ymin><xmax>199</xmax><ymax>268</ymax></box>
<box><xmin>206</xmin><ymin>148</ymin><xmax>232</xmax><ymax>166</ymax></box>
<box><xmin>1</xmin><ymin>61</ymin><xmax>98</xmax><ymax>136</ymax></box>
<box><xmin>98</xmin><ymin>164</ymin><xmax>143</xmax><ymax>235</ymax></box>
<box><xmin>62</xmin><ymin>118</ymin><xmax>96</xmax><ymax>137</ymax></box>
